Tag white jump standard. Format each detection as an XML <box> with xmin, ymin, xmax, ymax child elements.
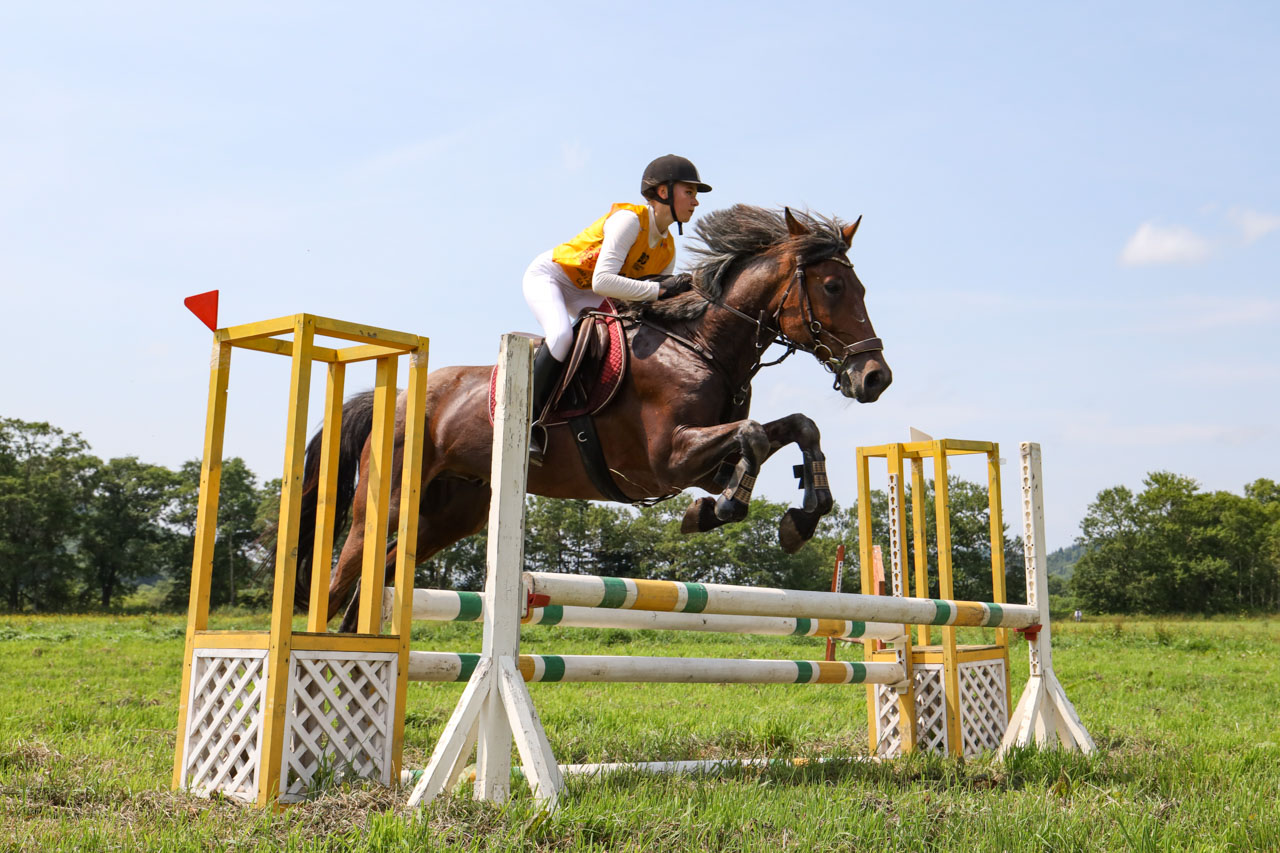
<box><xmin>405</xmin><ymin>335</ymin><xmax>905</xmax><ymax>810</ymax></box>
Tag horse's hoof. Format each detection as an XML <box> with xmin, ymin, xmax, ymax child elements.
<box><xmin>714</xmin><ymin>493</ymin><xmax>748</xmax><ymax>523</ymax></box>
<box><xmin>681</xmin><ymin>497</ymin><xmax>719</xmax><ymax>534</ymax></box>
<box><xmin>779</xmin><ymin>508</ymin><xmax>817</xmax><ymax>554</ymax></box>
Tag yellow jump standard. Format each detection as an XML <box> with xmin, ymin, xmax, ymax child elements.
<box><xmin>172</xmin><ymin>313</ymin><xmax>429</xmax><ymax>807</ymax></box>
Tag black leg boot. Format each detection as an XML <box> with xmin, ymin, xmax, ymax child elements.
<box><xmin>529</xmin><ymin>342</ymin><xmax>565</xmax><ymax>464</ymax></box>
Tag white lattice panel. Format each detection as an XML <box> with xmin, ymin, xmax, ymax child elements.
<box><xmin>181</xmin><ymin>648</ymin><xmax>268</xmax><ymax>803</ymax></box>
<box><xmin>873</xmin><ymin>663</ymin><xmax>949</xmax><ymax>757</ymax></box>
<box><xmin>281</xmin><ymin>650</ymin><xmax>398</xmax><ymax>802</ymax></box>
<box><xmin>912</xmin><ymin>664</ymin><xmax>949</xmax><ymax>755</ymax></box>
<box><xmin>872</xmin><ymin>683</ymin><xmax>902</xmax><ymax>757</ymax></box>
<box><xmin>959</xmin><ymin>659</ymin><xmax>1007</xmax><ymax>756</ymax></box>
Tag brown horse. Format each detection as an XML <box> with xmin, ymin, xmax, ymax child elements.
<box><xmin>295</xmin><ymin>205</ymin><xmax>892</xmax><ymax>630</ymax></box>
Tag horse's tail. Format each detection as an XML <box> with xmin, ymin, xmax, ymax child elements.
<box><xmin>293</xmin><ymin>390</ymin><xmax>377</xmax><ymax>612</ymax></box>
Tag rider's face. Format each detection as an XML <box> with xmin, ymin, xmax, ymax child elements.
<box><xmin>667</xmin><ymin>182</ymin><xmax>700</xmax><ymax>223</ymax></box>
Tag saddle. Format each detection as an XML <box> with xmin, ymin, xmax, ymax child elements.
<box><xmin>488</xmin><ymin>300</ymin><xmax>642</xmax><ymax>503</ymax></box>
<box><xmin>489</xmin><ymin>299</ymin><xmax>628</xmax><ymax>427</ymax></box>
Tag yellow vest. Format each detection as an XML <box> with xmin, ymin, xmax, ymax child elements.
<box><xmin>552</xmin><ymin>203</ymin><xmax>675</xmax><ymax>290</ymax></box>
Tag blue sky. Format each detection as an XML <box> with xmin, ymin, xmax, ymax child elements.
<box><xmin>3</xmin><ymin>3</ymin><xmax>1277</xmax><ymax>551</ymax></box>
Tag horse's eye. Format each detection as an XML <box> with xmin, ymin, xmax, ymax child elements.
<box><xmin>823</xmin><ymin>279</ymin><xmax>843</xmax><ymax>296</ymax></box>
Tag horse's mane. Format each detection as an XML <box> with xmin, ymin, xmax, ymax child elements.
<box><xmin>619</xmin><ymin>205</ymin><xmax>851</xmax><ymax>323</ymax></box>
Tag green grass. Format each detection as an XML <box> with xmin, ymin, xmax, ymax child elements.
<box><xmin>1</xmin><ymin>614</ymin><xmax>1278</xmax><ymax>851</ymax></box>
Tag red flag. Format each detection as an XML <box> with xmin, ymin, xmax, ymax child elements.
<box><xmin>184</xmin><ymin>290</ymin><xmax>219</xmax><ymax>331</ymax></box>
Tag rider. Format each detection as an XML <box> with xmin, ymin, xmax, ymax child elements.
<box><xmin>522</xmin><ymin>154</ymin><xmax>712</xmax><ymax>460</ymax></box>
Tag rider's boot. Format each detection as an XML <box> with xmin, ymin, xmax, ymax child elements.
<box><xmin>529</xmin><ymin>342</ymin><xmax>564</xmax><ymax>465</ymax></box>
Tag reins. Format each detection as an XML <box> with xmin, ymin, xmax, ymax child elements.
<box><xmin>603</xmin><ymin>248</ymin><xmax>884</xmax><ymax>406</ymax></box>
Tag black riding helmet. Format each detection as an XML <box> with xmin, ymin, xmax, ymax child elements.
<box><xmin>641</xmin><ymin>154</ymin><xmax>712</xmax><ymax>234</ymax></box>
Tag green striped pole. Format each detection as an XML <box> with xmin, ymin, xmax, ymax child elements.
<box><xmin>527</xmin><ymin>605</ymin><xmax>903</xmax><ymax>641</ymax></box>
<box><xmin>387</xmin><ymin>586</ymin><xmax>906</xmax><ymax>641</ymax></box>
<box><xmin>407</xmin><ymin>651</ymin><xmax>905</xmax><ymax>685</ymax></box>
<box><xmin>523</xmin><ymin>572</ymin><xmax>1040</xmax><ymax>630</ymax></box>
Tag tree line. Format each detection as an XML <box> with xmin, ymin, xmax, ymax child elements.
<box><xmin>9</xmin><ymin>415</ymin><xmax>1273</xmax><ymax>616</ymax></box>
<box><xmin>0</xmin><ymin>416</ymin><xmax>1025</xmax><ymax>614</ymax></box>
<box><xmin>1070</xmin><ymin>472</ymin><xmax>1280</xmax><ymax>614</ymax></box>
<box><xmin>0</xmin><ymin>418</ymin><xmax>271</xmax><ymax>612</ymax></box>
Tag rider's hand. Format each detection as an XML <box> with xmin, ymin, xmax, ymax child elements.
<box><xmin>654</xmin><ymin>273</ymin><xmax>693</xmax><ymax>300</ymax></box>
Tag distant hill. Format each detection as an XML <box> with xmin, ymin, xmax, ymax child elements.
<box><xmin>1047</xmin><ymin>544</ymin><xmax>1085</xmax><ymax>578</ymax></box>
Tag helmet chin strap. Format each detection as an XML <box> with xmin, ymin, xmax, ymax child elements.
<box><xmin>666</xmin><ymin>180</ymin><xmax>682</xmax><ymax>235</ymax></box>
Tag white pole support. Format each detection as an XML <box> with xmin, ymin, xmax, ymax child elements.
<box><xmin>407</xmin><ymin>333</ymin><xmax>564</xmax><ymax>810</ymax></box>
<box><xmin>997</xmin><ymin>442</ymin><xmax>1096</xmax><ymax>756</ymax></box>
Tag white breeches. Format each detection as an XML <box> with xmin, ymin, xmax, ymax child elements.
<box><xmin>522</xmin><ymin>250</ymin><xmax>610</xmax><ymax>361</ymax></box>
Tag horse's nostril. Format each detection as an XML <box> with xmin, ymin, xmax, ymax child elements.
<box><xmin>864</xmin><ymin>369</ymin><xmax>885</xmax><ymax>393</ymax></box>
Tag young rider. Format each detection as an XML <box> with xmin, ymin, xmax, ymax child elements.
<box><xmin>522</xmin><ymin>154</ymin><xmax>712</xmax><ymax>460</ymax></box>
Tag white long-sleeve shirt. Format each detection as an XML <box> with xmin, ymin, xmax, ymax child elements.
<box><xmin>587</xmin><ymin>201</ymin><xmax>676</xmax><ymax>302</ymax></box>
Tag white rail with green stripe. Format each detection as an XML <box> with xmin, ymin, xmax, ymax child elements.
<box><xmin>403</xmin><ymin>756</ymin><xmax>864</xmax><ymax>789</ymax></box>
<box><xmin>407</xmin><ymin>651</ymin><xmax>905</xmax><ymax>685</ymax></box>
<box><xmin>523</xmin><ymin>572</ymin><xmax>1041</xmax><ymax>630</ymax></box>
<box><xmin>384</xmin><ymin>587</ymin><xmax>906</xmax><ymax>641</ymax></box>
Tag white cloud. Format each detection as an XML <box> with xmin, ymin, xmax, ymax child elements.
<box><xmin>1228</xmin><ymin>207</ymin><xmax>1280</xmax><ymax>245</ymax></box>
<box><xmin>1119</xmin><ymin>222</ymin><xmax>1212</xmax><ymax>266</ymax></box>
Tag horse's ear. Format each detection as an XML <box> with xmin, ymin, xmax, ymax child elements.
<box><xmin>784</xmin><ymin>207</ymin><xmax>809</xmax><ymax>237</ymax></box>
<box><xmin>841</xmin><ymin>215</ymin><xmax>862</xmax><ymax>247</ymax></box>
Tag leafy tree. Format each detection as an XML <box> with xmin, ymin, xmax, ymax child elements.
<box><xmin>422</xmin><ymin>524</ymin><xmax>487</xmax><ymax>591</ymax></box>
<box><xmin>1245</xmin><ymin>478</ymin><xmax>1280</xmax><ymax>507</ymax></box>
<box><xmin>410</xmin><ymin>475</ymin><xmax>1027</xmax><ymax>607</ymax></box>
<box><xmin>166</xmin><ymin>457</ymin><xmax>268</xmax><ymax>608</ymax></box>
<box><xmin>524</xmin><ymin>498</ymin><xmax>639</xmax><ymax>576</ymax></box>
<box><xmin>619</xmin><ymin>496</ymin><xmax>850</xmax><ymax>590</ymax></box>
<box><xmin>1073</xmin><ymin>473</ymin><xmax>1280</xmax><ymax>614</ymax></box>
<box><xmin>884</xmin><ymin>476</ymin><xmax>1026</xmax><ymax>604</ymax></box>
<box><xmin>0</xmin><ymin>419</ymin><xmax>95</xmax><ymax>611</ymax></box>
<box><xmin>1047</xmin><ymin>544</ymin><xmax>1086</xmax><ymax>578</ymax></box>
<box><xmin>79</xmin><ymin>456</ymin><xmax>183</xmax><ymax>608</ymax></box>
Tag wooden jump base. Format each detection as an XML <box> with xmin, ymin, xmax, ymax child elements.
<box><xmin>382</xmin><ymin>587</ymin><xmax>908</xmax><ymax>642</ymax></box>
<box><xmin>406</xmin><ymin>651</ymin><xmax>905</xmax><ymax>685</ymax></box>
<box><xmin>522</xmin><ymin>573</ymin><xmax>1041</xmax><ymax>630</ymax></box>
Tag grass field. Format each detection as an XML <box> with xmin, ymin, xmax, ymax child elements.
<box><xmin>1</xmin><ymin>613</ymin><xmax>1278</xmax><ymax>852</ymax></box>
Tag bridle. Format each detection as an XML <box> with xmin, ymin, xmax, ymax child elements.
<box><xmin>701</xmin><ymin>254</ymin><xmax>883</xmax><ymax>399</ymax></box>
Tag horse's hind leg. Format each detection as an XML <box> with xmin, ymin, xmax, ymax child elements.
<box><xmin>327</xmin><ymin>479</ymin><xmax>371</xmax><ymax>625</ymax></box>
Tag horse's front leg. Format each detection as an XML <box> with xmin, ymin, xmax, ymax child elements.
<box><xmin>757</xmin><ymin>413</ymin><xmax>834</xmax><ymax>554</ymax></box>
<box><xmin>663</xmin><ymin>419</ymin><xmax>770</xmax><ymax>534</ymax></box>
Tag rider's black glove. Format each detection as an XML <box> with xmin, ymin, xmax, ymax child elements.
<box><xmin>653</xmin><ymin>273</ymin><xmax>693</xmax><ymax>300</ymax></box>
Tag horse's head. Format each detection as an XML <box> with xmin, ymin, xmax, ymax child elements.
<box><xmin>773</xmin><ymin>208</ymin><xmax>892</xmax><ymax>402</ymax></box>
